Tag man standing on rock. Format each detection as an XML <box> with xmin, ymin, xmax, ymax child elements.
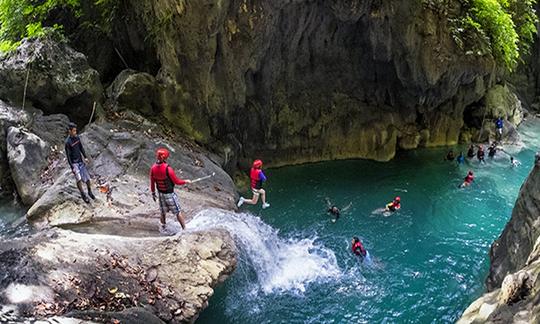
<box><xmin>150</xmin><ymin>148</ymin><xmax>192</xmax><ymax>232</ymax></box>
<box><xmin>65</xmin><ymin>122</ymin><xmax>95</xmax><ymax>203</ymax></box>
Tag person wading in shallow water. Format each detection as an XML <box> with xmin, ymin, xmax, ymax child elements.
<box><xmin>237</xmin><ymin>159</ymin><xmax>270</xmax><ymax>209</ymax></box>
<box><xmin>65</xmin><ymin>122</ymin><xmax>95</xmax><ymax>203</ymax></box>
<box><xmin>150</xmin><ymin>148</ymin><xmax>192</xmax><ymax>232</ymax></box>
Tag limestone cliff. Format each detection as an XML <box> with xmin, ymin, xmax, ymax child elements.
<box><xmin>69</xmin><ymin>0</ymin><xmax>520</xmax><ymax>167</ymax></box>
<box><xmin>459</xmin><ymin>156</ymin><xmax>540</xmax><ymax>323</ymax></box>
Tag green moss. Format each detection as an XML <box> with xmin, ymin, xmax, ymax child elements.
<box><xmin>425</xmin><ymin>0</ymin><xmax>538</xmax><ymax>71</ymax></box>
<box><xmin>0</xmin><ymin>0</ymin><xmax>118</xmax><ymax>53</ymax></box>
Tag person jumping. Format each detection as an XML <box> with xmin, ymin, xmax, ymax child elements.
<box><xmin>237</xmin><ymin>159</ymin><xmax>270</xmax><ymax>209</ymax></box>
<box><xmin>150</xmin><ymin>148</ymin><xmax>192</xmax><ymax>232</ymax></box>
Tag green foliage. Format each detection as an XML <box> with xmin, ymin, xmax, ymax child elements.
<box><xmin>0</xmin><ymin>0</ymin><xmax>118</xmax><ymax>53</ymax></box>
<box><xmin>426</xmin><ymin>0</ymin><xmax>538</xmax><ymax>71</ymax></box>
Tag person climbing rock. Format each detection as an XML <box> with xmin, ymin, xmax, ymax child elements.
<box><xmin>237</xmin><ymin>159</ymin><xmax>270</xmax><ymax>209</ymax></box>
<box><xmin>150</xmin><ymin>148</ymin><xmax>192</xmax><ymax>232</ymax></box>
<box><xmin>510</xmin><ymin>156</ymin><xmax>521</xmax><ymax>167</ymax></box>
<box><xmin>460</xmin><ymin>170</ymin><xmax>474</xmax><ymax>188</ymax></box>
<box><xmin>467</xmin><ymin>145</ymin><xmax>475</xmax><ymax>158</ymax></box>
<box><xmin>456</xmin><ymin>152</ymin><xmax>465</xmax><ymax>165</ymax></box>
<box><xmin>445</xmin><ymin>150</ymin><xmax>455</xmax><ymax>161</ymax></box>
<box><xmin>385</xmin><ymin>196</ymin><xmax>401</xmax><ymax>212</ymax></box>
<box><xmin>477</xmin><ymin>145</ymin><xmax>485</xmax><ymax>163</ymax></box>
<box><xmin>325</xmin><ymin>198</ymin><xmax>352</xmax><ymax>223</ymax></box>
<box><xmin>495</xmin><ymin>117</ymin><xmax>504</xmax><ymax>141</ymax></box>
<box><xmin>65</xmin><ymin>122</ymin><xmax>94</xmax><ymax>204</ymax></box>
<box><xmin>488</xmin><ymin>143</ymin><xmax>497</xmax><ymax>158</ymax></box>
<box><xmin>351</xmin><ymin>237</ymin><xmax>367</xmax><ymax>260</ymax></box>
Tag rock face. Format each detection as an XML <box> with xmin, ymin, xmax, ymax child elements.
<box><xmin>106</xmin><ymin>69</ymin><xmax>159</xmax><ymax>116</ymax></box>
<box><xmin>0</xmin><ymin>37</ymin><xmax>103</xmax><ymax>125</ymax></box>
<box><xmin>0</xmin><ymin>228</ymin><xmax>236</xmax><ymax>323</ymax></box>
<box><xmin>26</xmin><ymin>111</ymin><xmax>237</xmax><ymax>229</ymax></box>
<box><xmin>458</xmin><ymin>157</ymin><xmax>540</xmax><ymax>323</ymax></box>
<box><xmin>0</xmin><ymin>102</ymin><xmax>69</xmax><ymax>203</ymax></box>
<box><xmin>76</xmin><ymin>0</ymin><xmax>509</xmax><ymax>166</ymax></box>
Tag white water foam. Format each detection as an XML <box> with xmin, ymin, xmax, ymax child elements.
<box><xmin>188</xmin><ymin>209</ymin><xmax>341</xmax><ymax>294</ymax></box>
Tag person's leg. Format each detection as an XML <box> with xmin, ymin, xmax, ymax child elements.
<box><xmin>260</xmin><ymin>189</ymin><xmax>266</xmax><ymax>204</ymax></box>
<box><xmin>86</xmin><ymin>180</ymin><xmax>95</xmax><ymax>199</ymax></box>
<box><xmin>243</xmin><ymin>192</ymin><xmax>260</xmax><ymax>205</ymax></box>
<box><xmin>176</xmin><ymin>212</ymin><xmax>186</xmax><ymax>230</ymax></box>
<box><xmin>76</xmin><ymin>180</ymin><xmax>90</xmax><ymax>203</ymax></box>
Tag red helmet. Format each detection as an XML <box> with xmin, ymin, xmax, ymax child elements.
<box><xmin>395</xmin><ymin>196</ymin><xmax>401</xmax><ymax>202</ymax></box>
<box><xmin>156</xmin><ymin>148</ymin><xmax>170</xmax><ymax>161</ymax></box>
<box><xmin>253</xmin><ymin>159</ymin><xmax>263</xmax><ymax>169</ymax></box>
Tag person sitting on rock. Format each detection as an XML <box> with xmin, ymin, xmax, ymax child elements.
<box><xmin>445</xmin><ymin>150</ymin><xmax>455</xmax><ymax>161</ymax></box>
<box><xmin>150</xmin><ymin>148</ymin><xmax>192</xmax><ymax>232</ymax></box>
<box><xmin>477</xmin><ymin>145</ymin><xmax>485</xmax><ymax>163</ymax></box>
<box><xmin>460</xmin><ymin>170</ymin><xmax>474</xmax><ymax>188</ymax></box>
<box><xmin>65</xmin><ymin>122</ymin><xmax>94</xmax><ymax>203</ymax></box>
<box><xmin>467</xmin><ymin>144</ymin><xmax>475</xmax><ymax>158</ymax></box>
<box><xmin>237</xmin><ymin>159</ymin><xmax>270</xmax><ymax>209</ymax></box>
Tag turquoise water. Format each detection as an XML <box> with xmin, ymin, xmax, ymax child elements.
<box><xmin>195</xmin><ymin>119</ymin><xmax>540</xmax><ymax>323</ymax></box>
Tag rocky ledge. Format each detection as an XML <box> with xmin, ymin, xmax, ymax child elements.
<box><xmin>0</xmin><ymin>39</ymin><xmax>240</xmax><ymax>322</ymax></box>
<box><xmin>458</xmin><ymin>155</ymin><xmax>540</xmax><ymax>323</ymax></box>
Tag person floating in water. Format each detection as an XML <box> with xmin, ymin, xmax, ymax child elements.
<box><xmin>351</xmin><ymin>237</ymin><xmax>367</xmax><ymax>260</ymax></box>
<box><xmin>65</xmin><ymin>122</ymin><xmax>95</xmax><ymax>203</ymax></box>
<box><xmin>150</xmin><ymin>148</ymin><xmax>192</xmax><ymax>232</ymax></box>
<box><xmin>456</xmin><ymin>152</ymin><xmax>465</xmax><ymax>165</ymax></box>
<box><xmin>445</xmin><ymin>150</ymin><xmax>455</xmax><ymax>161</ymax></box>
<box><xmin>477</xmin><ymin>145</ymin><xmax>485</xmax><ymax>163</ymax></box>
<box><xmin>385</xmin><ymin>196</ymin><xmax>401</xmax><ymax>212</ymax></box>
<box><xmin>467</xmin><ymin>144</ymin><xmax>475</xmax><ymax>158</ymax></box>
<box><xmin>237</xmin><ymin>159</ymin><xmax>270</xmax><ymax>209</ymax></box>
<box><xmin>460</xmin><ymin>170</ymin><xmax>474</xmax><ymax>188</ymax></box>
<box><xmin>495</xmin><ymin>117</ymin><xmax>504</xmax><ymax>141</ymax></box>
<box><xmin>325</xmin><ymin>198</ymin><xmax>352</xmax><ymax>222</ymax></box>
<box><xmin>510</xmin><ymin>156</ymin><xmax>521</xmax><ymax>167</ymax></box>
<box><xmin>488</xmin><ymin>143</ymin><xmax>497</xmax><ymax>158</ymax></box>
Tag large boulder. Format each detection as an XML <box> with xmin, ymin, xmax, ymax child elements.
<box><xmin>26</xmin><ymin>111</ymin><xmax>237</xmax><ymax>230</ymax></box>
<box><xmin>0</xmin><ymin>228</ymin><xmax>236</xmax><ymax>323</ymax></box>
<box><xmin>0</xmin><ymin>101</ymin><xmax>31</xmax><ymax>195</ymax></box>
<box><xmin>0</xmin><ymin>37</ymin><xmax>103</xmax><ymax>125</ymax></box>
<box><xmin>1</xmin><ymin>104</ymin><xmax>70</xmax><ymax>205</ymax></box>
<box><xmin>6</xmin><ymin>126</ymin><xmax>49</xmax><ymax>205</ymax></box>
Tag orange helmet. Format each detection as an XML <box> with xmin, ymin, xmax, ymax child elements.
<box><xmin>156</xmin><ymin>148</ymin><xmax>170</xmax><ymax>161</ymax></box>
<box><xmin>253</xmin><ymin>159</ymin><xmax>263</xmax><ymax>169</ymax></box>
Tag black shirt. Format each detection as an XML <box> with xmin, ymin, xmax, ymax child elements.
<box><xmin>65</xmin><ymin>135</ymin><xmax>86</xmax><ymax>166</ymax></box>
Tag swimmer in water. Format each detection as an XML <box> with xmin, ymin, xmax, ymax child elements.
<box><xmin>325</xmin><ymin>198</ymin><xmax>352</xmax><ymax>222</ymax></box>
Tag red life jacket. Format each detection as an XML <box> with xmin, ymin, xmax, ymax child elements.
<box><xmin>465</xmin><ymin>174</ymin><xmax>474</xmax><ymax>184</ymax></box>
<box><xmin>250</xmin><ymin>168</ymin><xmax>262</xmax><ymax>189</ymax></box>
<box><xmin>151</xmin><ymin>163</ymin><xmax>175</xmax><ymax>193</ymax></box>
<box><xmin>352</xmin><ymin>241</ymin><xmax>366</xmax><ymax>256</ymax></box>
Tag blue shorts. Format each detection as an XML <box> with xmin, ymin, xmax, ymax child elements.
<box><xmin>72</xmin><ymin>162</ymin><xmax>90</xmax><ymax>182</ymax></box>
<box><xmin>158</xmin><ymin>192</ymin><xmax>181</xmax><ymax>215</ymax></box>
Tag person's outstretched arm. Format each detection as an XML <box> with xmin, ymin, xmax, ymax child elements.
<box><xmin>259</xmin><ymin>170</ymin><xmax>267</xmax><ymax>182</ymax></box>
<box><xmin>168</xmin><ymin>167</ymin><xmax>189</xmax><ymax>185</ymax></box>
